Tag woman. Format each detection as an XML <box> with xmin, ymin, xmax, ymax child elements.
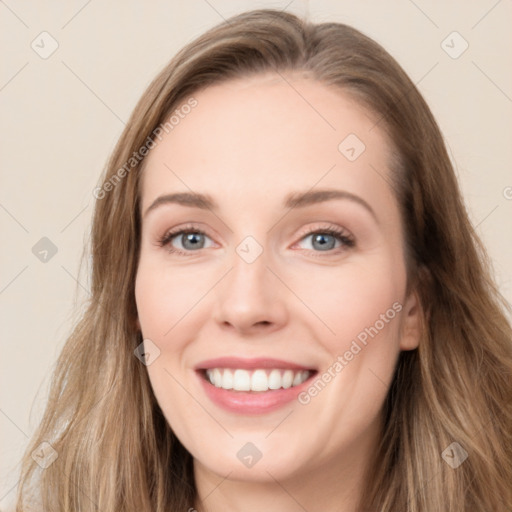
<box><xmin>16</xmin><ymin>8</ymin><xmax>512</xmax><ymax>512</ymax></box>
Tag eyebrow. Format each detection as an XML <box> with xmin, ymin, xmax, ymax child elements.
<box><xmin>143</xmin><ymin>189</ymin><xmax>378</xmax><ymax>223</ymax></box>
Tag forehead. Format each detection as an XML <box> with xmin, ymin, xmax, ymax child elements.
<box><xmin>139</xmin><ymin>73</ymin><xmax>395</xmax><ymax>216</ymax></box>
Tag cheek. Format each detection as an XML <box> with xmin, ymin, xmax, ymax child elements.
<box><xmin>134</xmin><ymin>263</ymin><xmax>204</xmax><ymax>437</ymax></box>
<box><xmin>134</xmin><ymin>259</ymin><xmax>209</xmax><ymax>338</ymax></box>
<box><xmin>291</xmin><ymin>258</ymin><xmax>405</xmax><ymax>343</ymax></box>
<box><xmin>290</xmin><ymin>257</ymin><xmax>406</xmax><ymax>411</ymax></box>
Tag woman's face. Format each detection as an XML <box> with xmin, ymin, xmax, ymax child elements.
<box><xmin>135</xmin><ymin>73</ymin><xmax>420</xmax><ymax>485</ymax></box>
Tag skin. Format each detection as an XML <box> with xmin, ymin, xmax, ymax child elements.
<box><xmin>135</xmin><ymin>72</ymin><xmax>422</xmax><ymax>512</ymax></box>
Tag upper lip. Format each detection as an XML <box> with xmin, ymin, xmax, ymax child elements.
<box><xmin>195</xmin><ymin>357</ymin><xmax>316</xmax><ymax>371</ymax></box>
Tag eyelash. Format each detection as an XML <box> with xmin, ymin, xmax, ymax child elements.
<box><xmin>156</xmin><ymin>223</ymin><xmax>355</xmax><ymax>257</ymax></box>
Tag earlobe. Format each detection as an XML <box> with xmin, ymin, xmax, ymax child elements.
<box><xmin>399</xmin><ymin>290</ymin><xmax>422</xmax><ymax>351</ymax></box>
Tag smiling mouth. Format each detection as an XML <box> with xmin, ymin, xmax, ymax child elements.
<box><xmin>200</xmin><ymin>368</ymin><xmax>317</xmax><ymax>392</ymax></box>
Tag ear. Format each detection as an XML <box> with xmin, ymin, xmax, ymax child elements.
<box><xmin>399</xmin><ymin>288</ymin><xmax>422</xmax><ymax>351</ymax></box>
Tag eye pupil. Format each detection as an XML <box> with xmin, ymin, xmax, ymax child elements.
<box><xmin>183</xmin><ymin>232</ymin><xmax>204</xmax><ymax>250</ymax></box>
<box><xmin>312</xmin><ymin>233</ymin><xmax>335</xmax><ymax>251</ymax></box>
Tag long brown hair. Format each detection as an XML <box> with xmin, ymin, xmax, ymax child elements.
<box><xmin>16</xmin><ymin>9</ymin><xmax>512</xmax><ymax>511</ymax></box>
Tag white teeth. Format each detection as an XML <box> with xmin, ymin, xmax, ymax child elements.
<box><xmin>282</xmin><ymin>370</ymin><xmax>294</xmax><ymax>389</ymax></box>
<box><xmin>268</xmin><ymin>369</ymin><xmax>282</xmax><ymax>389</ymax></box>
<box><xmin>251</xmin><ymin>369</ymin><xmax>268</xmax><ymax>392</ymax></box>
<box><xmin>233</xmin><ymin>369</ymin><xmax>251</xmax><ymax>391</ymax></box>
<box><xmin>212</xmin><ymin>368</ymin><xmax>222</xmax><ymax>388</ymax></box>
<box><xmin>205</xmin><ymin>368</ymin><xmax>311</xmax><ymax>392</ymax></box>
<box><xmin>221</xmin><ymin>369</ymin><xmax>234</xmax><ymax>390</ymax></box>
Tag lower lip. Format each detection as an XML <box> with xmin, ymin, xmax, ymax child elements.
<box><xmin>196</xmin><ymin>370</ymin><xmax>316</xmax><ymax>415</ymax></box>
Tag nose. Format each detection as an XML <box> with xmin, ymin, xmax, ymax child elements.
<box><xmin>212</xmin><ymin>245</ymin><xmax>289</xmax><ymax>335</ymax></box>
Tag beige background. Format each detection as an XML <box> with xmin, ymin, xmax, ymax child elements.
<box><xmin>1</xmin><ymin>0</ymin><xmax>511</xmax><ymax>507</ymax></box>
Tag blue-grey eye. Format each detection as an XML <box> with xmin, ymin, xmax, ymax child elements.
<box><xmin>310</xmin><ymin>233</ymin><xmax>337</xmax><ymax>251</ymax></box>
<box><xmin>179</xmin><ymin>232</ymin><xmax>207</xmax><ymax>250</ymax></box>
